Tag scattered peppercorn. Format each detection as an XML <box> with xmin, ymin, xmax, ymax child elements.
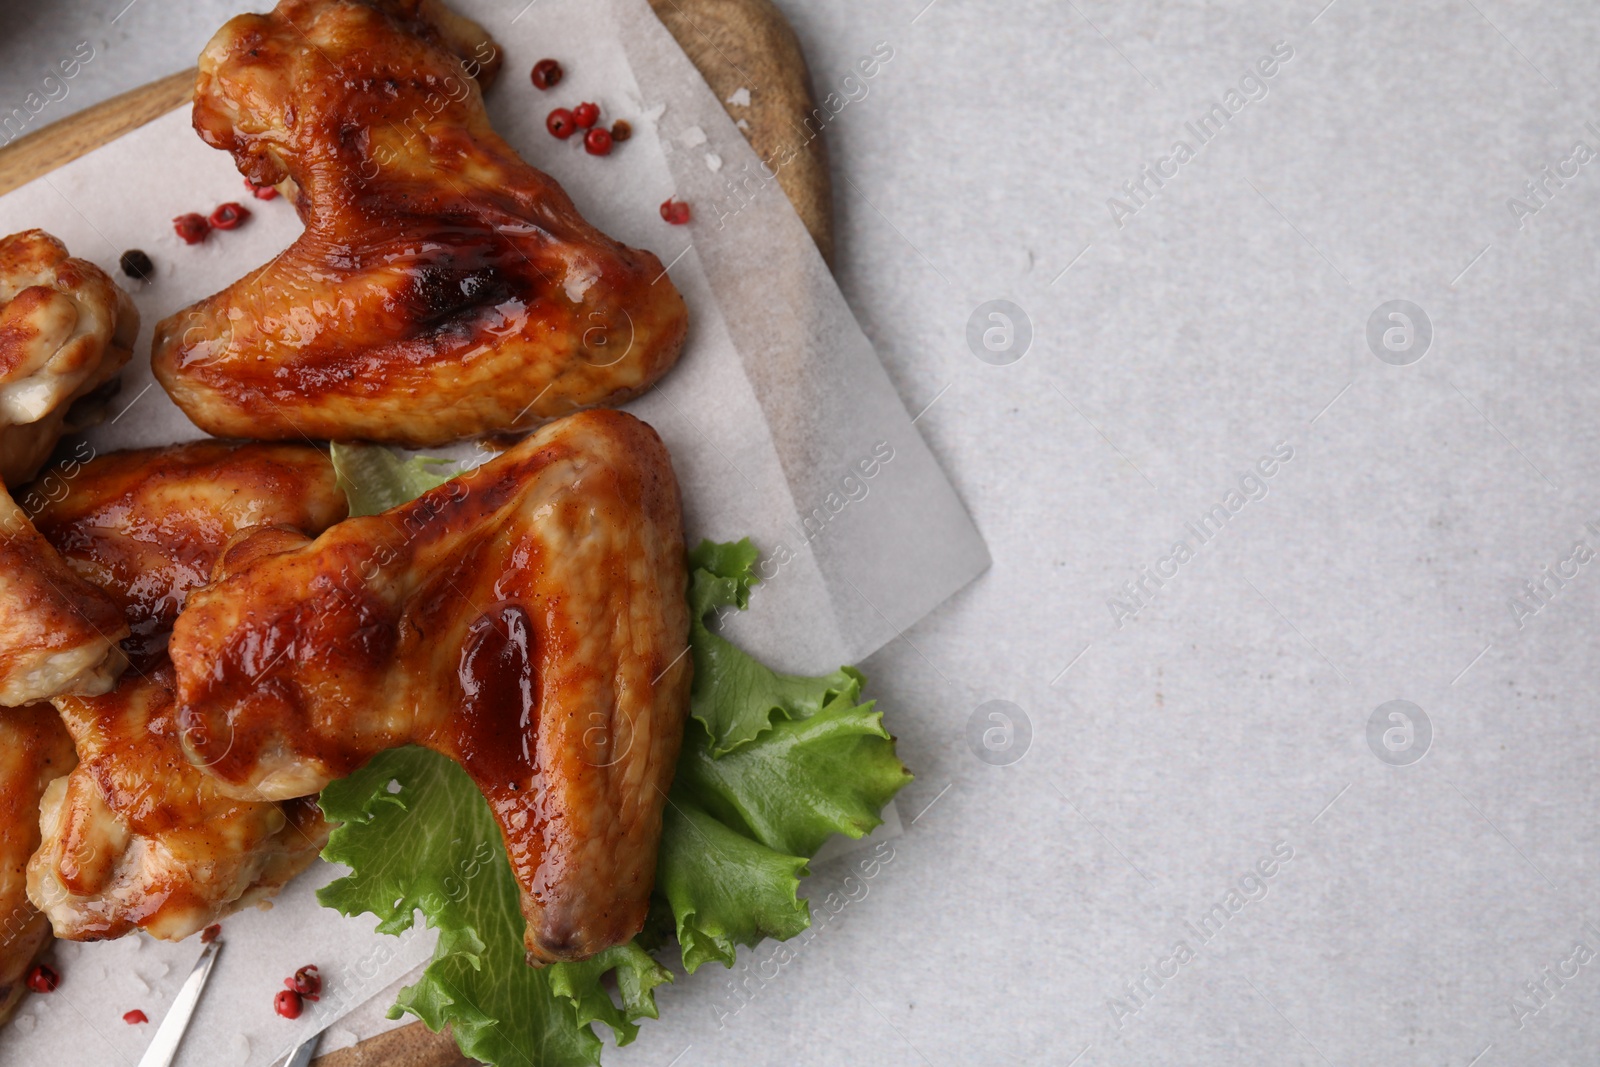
<box><xmin>546</xmin><ymin>107</ymin><xmax>578</xmax><ymax>140</ymax></box>
<box><xmin>530</xmin><ymin>58</ymin><xmax>563</xmax><ymax>90</ymax></box>
<box><xmin>659</xmin><ymin>198</ymin><xmax>691</xmax><ymax>225</ymax></box>
<box><xmin>610</xmin><ymin>120</ymin><xmax>632</xmax><ymax>142</ymax></box>
<box><xmin>173</xmin><ymin>213</ymin><xmax>210</xmax><ymax>245</ymax></box>
<box><xmin>200</xmin><ymin>923</ymin><xmax>221</xmax><ymax>944</ymax></box>
<box><xmin>119</xmin><ymin>249</ymin><xmax>153</xmax><ymax>282</ymax></box>
<box><xmin>245</xmin><ymin>178</ymin><xmax>279</xmax><ymax>201</ymax></box>
<box><xmin>25</xmin><ymin>964</ymin><xmax>59</xmax><ymax>994</ymax></box>
<box><xmin>286</xmin><ymin>965</ymin><xmax>321</xmax><ymax>1000</ymax></box>
<box><xmin>209</xmin><ymin>202</ymin><xmax>251</xmax><ymax>230</ymax></box>
<box><xmin>274</xmin><ymin>989</ymin><xmax>303</xmax><ymax>1019</ymax></box>
<box><xmin>584</xmin><ymin>127</ymin><xmax>613</xmax><ymax>156</ymax></box>
<box><xmin>573</xmin><ymin>102</ymin><xmax>600</xmax><ymax>129</ymax></box>
<box><xmin>123</xmin><ymin>1010</ymin><xmax>148</xmax><ymax>1025</ymax></box>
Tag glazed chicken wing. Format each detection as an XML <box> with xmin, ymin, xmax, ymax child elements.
<box><xmin>0</xmin><ymin>229</ymin><xmax>137</xmax><ymax>486</ymax></box>
<box><xmin>151</xmin><ymin>0</ymin><xmax>689</xmax><ymax>448</ymax></box>
<box><xmin>30</xmin><ymin>662</ymin><xmax>328</xmax><ymax>942</ymax></box>
<box><xmin>171</xmin><ymin>410</ymin><xmax>691</xmax><ymax>962</ymax></box>
<box><xmin>0</xmin><ymin>705</ymin><xmax>74</xmax><ymax>1023</ymax></box>
<box><xmin>0</xmin><ymin>229</ymin><xmax>141</xmax><ymax>707</ymax></box>
<box><xmin>19</xmin><ymin>443</ymin><xmax>346</xmax><ymax>941</ymax></box>
<box><xmin>0</xmin><ymin>482</ymin><xmax>128</xmax><ymax>707</ymax></box>
<box><xmin>25</xmin><ymin>440</ymin><xmax>348</xmax><ymax>665</ymax></box>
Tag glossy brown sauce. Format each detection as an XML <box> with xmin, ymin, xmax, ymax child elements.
<box><xmin>450</xmin><ymin>603</ymin><xmax>538</xmax><ymax>794</ymax></box>
<box><xmin>438</xmin><ymin>600</ymin><xmax>553</xmax><ymax>901</ymax></box>
<box><xmin>44</xmin><ymin>525</ymin><xmax>215</xmax><ymax>669</ymax></box>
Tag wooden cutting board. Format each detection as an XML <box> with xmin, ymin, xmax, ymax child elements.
<box><xmin>0</xmin><ymin>1</ymin><xmax>832</xmax><ymax>1065</ymax></box>
<box><xmin>0</xmin><ymin>0</ymin><xmax>833</xmax><ymax>264</ymax></box>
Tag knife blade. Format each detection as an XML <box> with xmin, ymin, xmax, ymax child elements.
<box><xmin>135</xmin><ymin>939</ymin><xmax>222</xmax><ymax>1067</ymax></box>
<box><xmin>277</xmin><ymin>1030</ymin><xmax>321</xmax><ymax>1067</ymax></box>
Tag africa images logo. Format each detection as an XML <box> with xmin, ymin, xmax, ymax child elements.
<box><xmin>966</xmin><ymin>300</ymin><xmax>1032</xmax><ymax>366</ymax></box>
<box><xmin>1366</xmin><ymin>700</ymin><xmax>1431</xmax><ymax>767</ymax></box>
<box><xmin>1365</xmin><ymin>300</ymin><xmax>1432</xmax><ymax>366</ymax></box>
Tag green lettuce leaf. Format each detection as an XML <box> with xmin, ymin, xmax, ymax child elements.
<box><xmin>654</xmin><ymin>686</ymin><xmax>910</xmax><ymax>972</ymax></box>
<box><xmin>330</xmin><ymin>442</ymin><xmax>461</xmax><ymax>518</ymax></box>
<box><xmin>320</xmin><ymin>747</ymin><xmax>671</xmax><ymax>1067</ymax></box>
<box><xmin>315</xmin><ymin>453</ymin><xmax>912</xmax><ymax>1064</ymax></box>
<box><xmin>654</xmin><ymin>795</ymin><xmax>810</xmax><ymax>974</ymax></box>
<box><xmin>674</xmin><ymin>684</ymin><xmax>910</xmax><ymax>859</ymax></box>
<box><xmin>686</xmin><ymin>539</ymin><xmax>864</xmax><ymax>756</ymax></box>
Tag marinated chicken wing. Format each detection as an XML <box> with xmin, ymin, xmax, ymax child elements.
<box><xmin>171</xmin><ymin>410</ymin><xmax>691</xmax><ymax>962</ymax></box>
<box><xmin>151</xmin><ymin>0</ymin><xmax>689</xmax><ymax>448</ymax></box>
<box><xmin>0</xmin><ymin>705</ymin><xmax>74</xmax><ymax>1023</ymax></box>
<box><xmin>0</xmin><ymin>230</ymin><xmax>137</xmax><ymax>486</ymax></box>
<box><xmin>30</xmin><ymin>662</ymin><xmax>328</xmax><ymax>942</ymax></box>
<box><xmin>0</xmin><ymin>482</ymin><xmax>128</xmax><ymax>707</ymax></box>
<box><xmin>19</xmin><ymin>443</ymin><xmax>346</xmax><ymax>941</ymax></box>
<box><xmin>0</xmin><ymin>230</ymin><xmax>141</xmax><ymax>708</ymax></box>
<box><xmin>24</xmin><ymin>441</ymin><xmax>348</xmax><ymax>665</ymax></box>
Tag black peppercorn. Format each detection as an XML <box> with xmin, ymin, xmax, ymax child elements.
<box><xmin>119</xmin><ymin>249</ymin><xmax>153</xmax><ymax>281</ymax></box>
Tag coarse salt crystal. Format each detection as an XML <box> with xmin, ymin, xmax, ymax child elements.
<box><xmin>678</xmin><ymin>125</ymin><xmax>707</xmax><ymax>148</ymax></box>
<box><xmin>726</xmin><ymin>87</ymin><xmax>751</xmax><ymax>107</ymax></box>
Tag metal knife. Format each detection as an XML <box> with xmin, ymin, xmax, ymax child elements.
<box><xmin>277</xmin><ymin>1031</ymin><xmax>321</xmax><ymax>1067</ymax></box>
<box><xmin>135</xmin><ymin>939</ymin><xmax>222</xmax><ymax>1067</ymax></box>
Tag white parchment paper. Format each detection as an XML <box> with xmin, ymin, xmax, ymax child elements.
<box><xmin>0</xmin><ymin>1</ymin><xmax>986</xmax><ymax>1063</ymax></box>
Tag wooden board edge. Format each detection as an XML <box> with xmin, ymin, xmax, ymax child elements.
<box><xmin>311</xmin><ymin>1020</ymin><xmax>467</xmax><ymax>1067</ymax></box>
<box><xmin>0</xmin><ymin>0</ymin><xmax>835</xmax><ymax>263</ymax></box>
<box><xmin>646</xmin><ymin>0</ymin><xmax>834</xmax><ymax>264</ymax></box>
<box><xmin>0</xmin><ymin>69</ymin><xmax>195</xmax><ymax>198</ymax></box>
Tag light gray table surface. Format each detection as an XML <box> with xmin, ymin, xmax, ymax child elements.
<box><xmin>6</xmin><ymin>2</ymin><xmax>1600</xmax><ymax>1065</ymax></box>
